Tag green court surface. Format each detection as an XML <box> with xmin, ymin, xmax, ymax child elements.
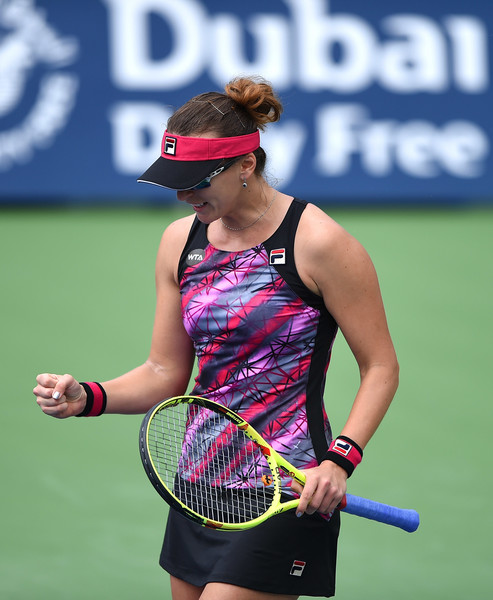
<box><xmin>0</xmin><ymin>205</ymin><xmax>491</xmax><ymax>599</ymax></box>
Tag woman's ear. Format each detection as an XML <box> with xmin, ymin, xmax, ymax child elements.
<box><xmin>239</xmin><ymin>153</ymin><xmax>257</xmax><ymax>182</ymax></box>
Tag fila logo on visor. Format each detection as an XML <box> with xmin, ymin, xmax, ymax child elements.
<box><xmin>290</xmin><ymin>560</ymin><xmax>306</xmax><ymax>576</ymax></box>
<box><xmin>270</xmin><ymin>248</ymin><xmax>286</xmax><ymax>265</ymax></box>
<box><xmin>164</xmin><ymin>136</ymin><xmax>177</xmax><ymax>155</ymax></box>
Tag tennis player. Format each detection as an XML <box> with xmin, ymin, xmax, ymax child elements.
<box><xmin>34</xmin><ymin>76</ymin><xmax>399</xmax><ymax>599</ymax></box>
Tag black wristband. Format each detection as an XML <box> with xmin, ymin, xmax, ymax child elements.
<box><xmin>324</xmin><ymin>435</ymin><xmax>363</xmax><ymax>478</ymax></box>
<box><xmin>76</xmin><ymin>382</ymin><xmax>107</xmax><ymax>417</ymax></box>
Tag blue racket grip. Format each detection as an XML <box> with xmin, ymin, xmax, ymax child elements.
<box><xmin>340</xmin><ymin>493</ymin><xmax>420</xmax><ymax>533</ymax></box>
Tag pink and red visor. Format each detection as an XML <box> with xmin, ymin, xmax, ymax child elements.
<box><xmin>138</xmin><ymin>130</ymin><xmax>260</xmax><ymax>190</ymax></box>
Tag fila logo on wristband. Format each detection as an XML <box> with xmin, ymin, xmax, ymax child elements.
<box><xmin>326</xmin><ymin>436</ymin><xmax>363</xmax><ymax>477</ymax></box>
<box><xmin>332</xmin><ymin>439</ymin><xmax>353</xmax><ymax>457</ymax></box>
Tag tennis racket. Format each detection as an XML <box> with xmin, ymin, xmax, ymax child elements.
<box><xmin>139</xmin><ymin>395</ymin><xmax>419</xmax><ymax>533</ymax></box>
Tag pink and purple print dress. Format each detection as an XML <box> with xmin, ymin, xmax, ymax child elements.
<box><xmin>178</xmin><ymin>198</ymin><xmax>339</xmax><ymax>497</ymax></box>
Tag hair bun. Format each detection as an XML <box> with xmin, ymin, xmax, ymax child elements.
<box><xmin>225</xmin><ymin>76</ymin><xmax>283</xmax><ymax>130</ymax></box>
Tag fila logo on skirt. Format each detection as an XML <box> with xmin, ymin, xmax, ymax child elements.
<box><xmin>290</xmin><ymin>560</ymin><xmax>306</xmax><ymax>576</ymax></box>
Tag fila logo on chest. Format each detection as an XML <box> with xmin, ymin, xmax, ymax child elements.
<box><xmin>269</xmin><ymin>248</ymin><xmax>286</xmax><ymax>265</ymax></box>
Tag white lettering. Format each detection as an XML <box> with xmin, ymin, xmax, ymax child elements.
<box><xmin>360</xmin><ymin>121</ymin><xmax>396</xmax><ymax>176</ymax></box>
<box><xmin>261</xmin><ymin>121</ymin><xmax>307</xmax><ymax>186</ymax></box>
<box><xmin>104</xmin><ymin>0</ymin><xmax>490</xmax><ymax>95</ymax></box>
<box><xmin>395</xmin><ymin>121</ymin><xmax>440</xmax><ymax>177</ymax></box>
<box><xmin>315</xmin><ymin>104</ymin><xmax>367</xmax><ymax>174</ymax></box>
<box><xmin>445</xmin><ymin>17</ymin><xmax>489</xmax><ymax>92</ymax></box>
<box><xmin>209</xmin><ymin>14</ymin><xmax>291</xmax><ymax>88</ymax></box>
<box><xmin>379</xmin><ymin>15</ymin><xmax>447</xmax><ymax>93</ymax></box>
<box><xmin>286</xmin><ymin>0</ymin><xmax>377</xmax><ymax>92</ymax></box>
<box><xmin>315</xmin><ymin>103</ymin><xmax>489</xmax><ymax>178</ymax></box>
<box><xmin>437</xmin><ymin>121</ymin><xmax>489</xmax><ymax>177</ymax></box>
<box><xmin>102</xmin><ymin>0</ymin><xmax>207</xmax><ymax>89</ymax></box>
<box><xmin>108</xmin><ymin>102</ymin><xmax>172</xmax><ymax>174</ymax></box>
<box><xmin>100</xmin><ymin>2</ymin><xmax>491</xmax><ymax>186</ymax></box>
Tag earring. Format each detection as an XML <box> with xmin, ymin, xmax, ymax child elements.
<box><xmin>242</xmin><ymin>180</ymin><xmax>248</xmax><ymax>189</ymax></box>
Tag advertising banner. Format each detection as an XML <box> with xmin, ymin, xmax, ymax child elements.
<box><xmin>0</xmin><ymin>0</ymin><xmax>491</xmax><ymax>204</ymax></box>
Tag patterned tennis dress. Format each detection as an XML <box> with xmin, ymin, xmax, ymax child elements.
<box><xmin>177</xmin><ymin>198</ymin><xmax>339</xmax><ymax>498</ymax></box>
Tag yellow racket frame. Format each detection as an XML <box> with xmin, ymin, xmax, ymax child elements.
<box><xmin>140</xmin><ymin>395</ymin><xmax>307</xmax><ymax>530</ymax></box>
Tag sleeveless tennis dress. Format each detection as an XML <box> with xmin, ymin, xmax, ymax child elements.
<box><xmin>160</xmin><ymin>198</ymin><xmax>340</xmax><ymax>597</ymax></box>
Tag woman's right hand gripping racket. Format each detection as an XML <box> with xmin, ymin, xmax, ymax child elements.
<box><xmin>139</xmin><ymin>396</ymin><xmax>420</xmax><ymax>533</ymax></box>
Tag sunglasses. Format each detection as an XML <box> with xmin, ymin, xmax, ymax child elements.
<box><xmin>191</xmin><ymin>158</ymin><xmax>238</xmax><ymax>190</ymax></box>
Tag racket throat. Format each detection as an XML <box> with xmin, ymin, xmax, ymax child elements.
<box><xmin>277</xmin><ymin>464</ymin><xmax>305</xmax><ymax>487</ymax></box>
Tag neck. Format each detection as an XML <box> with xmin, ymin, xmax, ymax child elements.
<box><xmin>220</xmin><ymin>186</ymin><xmax>277</xmax><ymax>232</ymax></box>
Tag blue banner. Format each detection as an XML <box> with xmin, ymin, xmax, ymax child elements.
<box><xmin>0</xmin><ymin>0</ymin><xmax>492</xmax><ymax>204</ymax></box>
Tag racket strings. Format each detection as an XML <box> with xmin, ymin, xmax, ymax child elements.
<box><xmin>147</xmin><ymin>403</ymin><xmax>276</xmax><ymax>523</ymax></box>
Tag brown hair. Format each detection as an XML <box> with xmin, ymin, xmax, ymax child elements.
<box><xmin>167</xmin><ymin>76</ymin><xmax>283</xmax><ymax>174</ymax></box>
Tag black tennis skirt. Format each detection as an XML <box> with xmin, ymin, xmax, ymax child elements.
<box><xmin>160</xmin><ymin>507</ymin><xmax>340</xmax><ymax>597</ymax></box>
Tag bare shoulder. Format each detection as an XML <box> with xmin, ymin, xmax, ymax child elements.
<box><xmin>296</xmin><ymin>203</ymin><xmax>375</xmax><ymax>295</ymax></box>
<box><xmin>298</xmin><ymin>202</ymin><xmax>370</xmax><ymax>262</ymax></box>
<box><xmin>161</xmin><ymin>214</ymin><xmax>195</xmax><ymax>244</ymax></box>
<box><xmin>156</xmin><ymin>214</ymin><xmax>195</xmax><ymax>284</ymax></box>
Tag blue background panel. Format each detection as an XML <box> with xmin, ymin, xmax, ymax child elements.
<box><xmin>0</xmin><ymin>0</ymin><xmax>491</xmax><ymax>204</ymax></box>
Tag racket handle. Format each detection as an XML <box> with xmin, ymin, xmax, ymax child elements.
<box><xmin>340</xmin><ymin>493</ymin><xmax>420</xmax><ymax>533</ymax></box>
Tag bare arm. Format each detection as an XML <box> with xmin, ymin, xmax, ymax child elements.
<box><xmin>293</xmin><ymin>204</ymin><xmax>399</xmax><ymax>515</ymax></box>
<box><xmin>313</xmin><ymin>218</ymin><xmax>399</xmax><ymax>447</ymax></box>
<box><xmin>102</xmin><ymin>217</ymin><xmax>196</xmax><ymax>413</ymax></box>
<box><xmin>34</xmin><ymin>216</ymin><xmax>196</xmax><ymax>418</ymax></box>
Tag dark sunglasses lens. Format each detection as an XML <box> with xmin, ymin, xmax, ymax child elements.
<box><xmin>193</xmin><ymin>179</ymin><xmax>211</xmax><ymax>190</ymax></box>
<box><xmin>191</xmin><ymin>160</ymin><xmax>236</xmax><ymax>190</ymax></box>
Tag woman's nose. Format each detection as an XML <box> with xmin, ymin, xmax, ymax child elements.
<box><xmin>176</xmin><ymin>189</ymin><xmax>194</xmax><ymax>202</ymax></box>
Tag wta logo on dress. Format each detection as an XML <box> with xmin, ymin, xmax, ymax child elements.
<box><xmin>186</xmin><ymin>248</ymin><xmax>205</xmax><ymax>266</ymax></box>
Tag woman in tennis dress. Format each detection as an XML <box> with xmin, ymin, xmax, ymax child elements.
<box><xmin>34</xmin><ymin>76</ymin><xmax>399</xmax><ymax>600</ymax></box>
